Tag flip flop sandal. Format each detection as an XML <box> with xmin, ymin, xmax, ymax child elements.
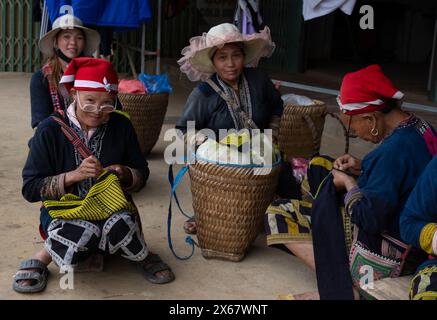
<box><xmin>12</xmin><ymin>259</ymin><xmax>50</xmax><ymax>294</ymax></box>
<box><xmin>183</xmin><ymin>217</ymin><xmax>197</xmax><ymax>235</ymax></box>
<box><xmin>138</xmin><ymin>253</ymin><xmax>175</xmax><ymax>284</ymax></box>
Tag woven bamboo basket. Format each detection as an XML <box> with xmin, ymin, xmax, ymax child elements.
<box><xmin>188</xmin><ymin>161</ymin><xmax>280</xmax><ymax>262</ymax></box>
<box><xmin>118</xmin><ymin>93</ymin><xmax>169</xmax><ymax>156</ymax></box>
<box><xmin>278</xmin><ymin>100</ymin><xmax>327</xmax><ymax>159</ymax></box>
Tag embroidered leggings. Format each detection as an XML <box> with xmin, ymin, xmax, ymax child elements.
<box><xmin>45</xmin><ymin>212</ymin><xmax>148</xmax><ymax>267</ymax></box>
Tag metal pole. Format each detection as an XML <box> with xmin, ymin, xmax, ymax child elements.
<box><xmin>141</xmin><ymin>23</ymin><xmax>146</xmax><ymax>74</ymax></box>
<box><xmin>274</xmin><ymin>79</ymin><xmax>437</xmax><ymax>113</ymax></box>
<box><xmin>427</xmin><ymin>17</ymin><xmax>437</xmax><ymax>91</ymax></box>
<box><xmin>125</xmin><ymin>47</ymin><xmax>137</xmax><ymax>79</ymax></box>
<box><xmin>156</xmin><ymin>0</ymin><xmax>162</xmax><ymax>74</ymax></box>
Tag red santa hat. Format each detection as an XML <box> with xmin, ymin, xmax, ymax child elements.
<box><xmin>337</xmin><ymin>64</ymin><xmax>404</xmax><ymax>116</ymax></box>
<box><xmin>59</xmin><ymin>57</ymin><xmax>118</xmax><ymax>96</ymax></box>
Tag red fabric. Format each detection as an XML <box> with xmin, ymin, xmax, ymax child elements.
<box><xmin>118</xmin><ymin>80</ymin><xmax>147</xmax><ymax>94</ymax></box>
<box><xmin>39</xmin><ymin>224</ymin><xmax>48</xmax><ymax>240</ymax></box>
<box><xmin>423</xmin><ymin>127</ymin><xmax>437</xmax><ymax>157</ymax></box>
<box><xmin>60</xmin><ymin>57</ymin><xmax>118</xmax><ymax>94</ymax></box>
<box><xmin>339</xmin><ymin>64</ymin><xmax>403</xmax><ymax>115</ymax></box>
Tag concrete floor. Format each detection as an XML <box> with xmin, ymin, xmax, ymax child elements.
<box><xmin>0</xmin><ymin>68</ymin><xmax>401</xmax><ymax>300</ymax></box>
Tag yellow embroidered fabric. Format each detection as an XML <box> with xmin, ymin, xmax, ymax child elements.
<box><xmin>44</xmin><ymin>171</ymin><xmax>136</xmax><ymax>221</ymax></box>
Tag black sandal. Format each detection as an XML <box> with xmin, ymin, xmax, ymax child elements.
<box><xmin>12</xmin><ymin>259</ymin><xmax>50</xmax><ymax>294</ymax></box>
<box><xmin>138</xmin><ymin>253</ymin><xmax>175</xmax><ymax>284</ymax></box>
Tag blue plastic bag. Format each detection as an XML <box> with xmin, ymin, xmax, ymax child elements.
<box><xmin>138</xmin><ymin>73</ymin><xmax>173</xmax><ymax>94</ymax></box>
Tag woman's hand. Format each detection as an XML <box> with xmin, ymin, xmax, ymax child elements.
<box><xmin>65</xmin><ymin>156</ymin><xmax>103</xmax><ymax>187</ymax></box>
<box><xmin>104</xmin><ymin>164</ymin><xmax>133</xmax><ymax>187</ymax></box>
<box><xmin>333</xmin><ymin>154</ymin><xmax>361</xmax><ymax>176</ymax></box>
<box><xmin>274</xmin><ymin>81</ymin><xmax>281</xmax><ymax>91</ymax></box>
<box><xmin>332</xmin><ymin>168</ymin><xmax>357</xmax><ymax>191</ymax></box>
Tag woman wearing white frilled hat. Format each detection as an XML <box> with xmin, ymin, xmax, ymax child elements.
<box><xmin>176</xmin><ymin>23</ymin><xmax>284</xmax><ymax>234</ymax></box>
<box><xmin>30</xmin><ymin>14</ymin><xmax>100</xmax><ymax>129</ymax></box>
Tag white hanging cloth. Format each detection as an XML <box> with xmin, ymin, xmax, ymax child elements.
<box><xmin>234</xmin><ymin>0</ymin><xmax>264</xmax><ymax>35</ymax></box>
<box><xmin>302</xmin><ymin>0</ymin><xmax>357</xmax><ymax>21</ymax></box>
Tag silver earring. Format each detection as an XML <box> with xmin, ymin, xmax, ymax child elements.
<box><xmin>371</xmin><ymin>128</ymin><xmax>379</xmax><ymax>136</ymax></box>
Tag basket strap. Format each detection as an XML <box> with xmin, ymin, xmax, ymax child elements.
<box><xmin>170</xmin><ymin>165</ymin><xmax>192</xmax><ymax>219</ymax></box>
<box><xmin>302</xmin><ymin>114</ymin><xmax>323</xmax><ymax>157</ymax></box>
<box><xmin>167</xmin><ymin>164</ymin><xmax>196</xmax><ymax>260</ymax></box>
<box><xmin>50</xmin><ymin>113</ymin><xmax>93</xmax><ymax>159</ymax></box>
<box><xmin>326</xmin><ymin>112</ymin><xmax>350</xmax><ymax>154</ymax></box>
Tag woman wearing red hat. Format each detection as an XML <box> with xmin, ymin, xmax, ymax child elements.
<box><xmin>30</xmin><ymin>14</ymin><xmax>100</xmax><ymax>129</ymax></box>
<box><xmin>265</xmin><ymin>65</ymin><xmax>437</xmax><ymax>299</ymax></box>
<box><xmin>13</xmin><ymin>58</ymin><xmax>175</xmax><ymax>293</ymax></box>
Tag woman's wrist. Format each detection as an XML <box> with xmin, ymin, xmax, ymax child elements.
<box><xmin>344</xmin><ymin>177</ymin><xmax>358</xmax><ymax>191</ymax></box>
<box><xmin>64</xmin><ymin>170</ymin><xmax>82</xmax><ymax>187</ymax></box>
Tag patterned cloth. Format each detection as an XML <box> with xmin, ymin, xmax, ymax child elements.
<box><xmin>265</xmin><ymin>156</ymin><xmax>343</xmax><ymax>246</ymax></box>
<box><xmin>44</xmin><ymin>171</ymin><xmax>138</xmax><ymax>221</ymax></box>
<box><xmin>41</xmin><ymin>62</ymin><xmax>68</xmax><ymax>115</ymax></box>
<box><xmin>409</xmin><ymin>259</ymin><xmax>437</xmax><ymax>300</ymax></box>
<box><xmin>265</xmin><ymin>199</ymin><xmax>312</xmax><ymax>245</ymax></box>
<box><xmin>349</xmin><ymin>231</ymin><xmax>411</xmax><ymax>294</ymax></box>
<box><xmin>216</xmin><ymin>73</ymin><xmax>253</xmax><ymax>130</ymax></box>
<box><xmin>45</xmin><ymin>211</ymin><xmax>148</xmax><ymax>267</ymax></box>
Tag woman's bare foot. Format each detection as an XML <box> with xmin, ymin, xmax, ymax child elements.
<box><xmin>183</xmin><ymin>218</ymin><xmax>197</xmax><ymax>235</ymax></box>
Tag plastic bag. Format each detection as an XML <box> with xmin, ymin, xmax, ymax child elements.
<box><xmin>138</xmin><ymin>73</ymin><xmax>173</xmax><ymax>94</ymax></box>
<box><xmin>196</xmin><ymin>139</ymin><xmax>252</xmax><ymax>165</ymax></box>
<box><xmin>281</xmin><ymin>93</ymin><xmax>314</xmax><ymax>106</ymax></box>
<box><xmin>195</xmin><ymin>131</ymin><xmax>280</xmax><ymax>167</ymax></box>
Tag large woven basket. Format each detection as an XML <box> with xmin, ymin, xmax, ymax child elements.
<box><xmin>118</xmin><ymin>93</ymin><xmax>169</xmax><ymax>156</ymax></box>
<box><xmin>278</xmin><ymin>100</ymin><xmax>327</xmax><ymax>159</ymax></box>
<box><xmin>189</xmin><ymin>161</ymin><xmax>280</xmax><ymax>262</ymax></box>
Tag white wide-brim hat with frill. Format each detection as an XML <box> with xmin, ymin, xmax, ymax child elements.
<box><xmin>178</xmin><ymin>23</ymin><xmax>275</xmax><ymax>82</ymax></box>
<box><xmin>39</xmin><ymin>14</ymin><xmax>100</xmax><ymax>57</ymax></box>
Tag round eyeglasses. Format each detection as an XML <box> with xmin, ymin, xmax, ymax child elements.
<box><xmin>76</xmin><ymin>91</ymin><xmax>116</xmax><ymax>113</ymax></box>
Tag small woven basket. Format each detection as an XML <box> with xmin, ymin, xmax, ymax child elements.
<box><xmin>189</xmin><ymin>161</ymin><xmax>280</xmax><ymax>262</ymax></box>
<box><xmin>118</xmin><ymin>93</ymin><xmax>169</xmax><ymax>156</ymax></box>
<box><xmin>278</xmin><ymin>100</ymin><xmax>327</xmax><ymax>159</ymax></box>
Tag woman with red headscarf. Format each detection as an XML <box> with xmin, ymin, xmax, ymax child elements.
<box><xmin>14</xmin><ymin>58</ymin><xmax>175</xmax><ymax>293</ymax></box>
<box><xmin>265</xmin><ymin>65</ymin><xmax>437</xmax><ymax>299</ymax></box>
